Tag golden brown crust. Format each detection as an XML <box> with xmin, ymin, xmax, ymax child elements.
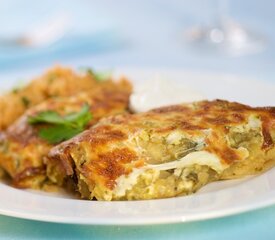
<box><xmin>0</xmin><ymin>78</ymin><xmax>132</xmax><ymax>189</ymax></box>
<box><xmin>48</xmin><ymin>99</ymin><xmax>275</xmax><ymax>200</ymax></box>
<box><xmin>82</xmin><ymin>148</ymin><xmax>137</xmax><ymax>189</ymax></box>
<box><xmin>150</xmin><ymin>100</ymin><xmax>275</xmax><ymax>150</ymax></box>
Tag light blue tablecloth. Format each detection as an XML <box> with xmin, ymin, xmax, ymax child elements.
<box><xmin>0</xmin><ymin>1</ymin><xmax>275</xmax><ymax>239</ymax></box>
<box><xmin>0</xmin><ymin>205</ymin><xmax>275</xmax><ymax>240</ymax></box>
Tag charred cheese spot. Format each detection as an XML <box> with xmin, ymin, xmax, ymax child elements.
<box><xmin>94</xmin><ymin>148</ymin><xmax>137</xmax><ymax>189</ymax></box>
<box><xmin>261</xmin><ymin>118</ymin><xmax>274</xmax><ymax>150</ymax></box>
<box><xmin>75</xmin><ymin>127</ymin><xmax>127</xmax><ymax>147</ymax></box>
<box><xmin>151</xmin><ymin>105</ymin><xmax>192</xmax><ymax>114</ymax></box>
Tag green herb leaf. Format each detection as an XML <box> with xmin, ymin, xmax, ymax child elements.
<box><xmin>86</xmin><ymin>68</ymin><xmax>112</xmax><ymax>82</ymax></box>
<box><xmin>28</xmin><ymin>111</ymin><xmax>65</xmax><ymax>125</ymax></box>
<box><xmin>21</xmin><ymin>96</ymin><xmax>31</xmax><ymax>108</ymax></box>
<box><xmin>28</xmin><ymin>103</ymin><xmax>92</xmax><ymax>144</ymax></box>
<box><xmin>63</xmin><ymin>104</ymin><xmax>91</xmax><ymax>126</ymax></box>
<box><xmin>12</xmin><ymin>88</ymin><xmax>20</xmax><ymax>94</ymax></box>
<box><xmin>38</xmin><ymin>125</ymin><xmax>82</xmax><ymax>144</ymax></box>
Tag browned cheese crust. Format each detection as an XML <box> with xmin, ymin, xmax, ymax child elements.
<box><xmin>48</xmin><ymin>100</ymin><xmax>275</xmax><ymax>200</ymax></box>
<box><xmin>0</xmin><ymin>79</ymin><xmax>132</xmax><ymax>189</ymax></box>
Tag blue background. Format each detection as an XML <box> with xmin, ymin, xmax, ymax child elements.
<box><xmin>0</xmin><ymin>0</ymin><xmax>275</xmax><ymax>239</ymax></box>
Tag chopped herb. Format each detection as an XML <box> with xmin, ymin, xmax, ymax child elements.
<box><xmin>85</xmin><ymin>68</ymin><xmax>112</xmax><ymax>82</ymax></box>
<box><xmin>21</xmin><ymin>96</ymin><xmax>31</xmax><ymax>108</ymax></box>
<box><xmin>28</xmin><ymin>103</ymin><xmax>92</xmax><ymax>144</ymax></box>
<box><xmin>15</xmin><ymin>157</ymin><xmax>21</xmax><ymax>169</ymax></box>
<box><xmin>12</xmin><ymin>88</ymin><xmax>20</xmax><ymax>94</ymax></box>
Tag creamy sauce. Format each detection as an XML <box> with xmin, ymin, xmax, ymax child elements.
<box><xmin>130</xmin><ymin>77</ymin><xmax>205</xmax><ymax>113</ymax></box>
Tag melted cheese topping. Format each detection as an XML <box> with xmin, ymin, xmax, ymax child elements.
<box><xmin>147</xmin><ymin>151</ymin><xmax>227</xmax><ymax>173</ymax></box>
<box><xmin>113</xmin><ymin>150</ymin><xmax>228</xmax><ymax>197</ymax></box>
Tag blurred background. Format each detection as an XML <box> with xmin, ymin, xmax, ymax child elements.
<box><xmin>0</xmin><ymin>0</ymin><xmax>274</xmax><ymax>81</ymax></box>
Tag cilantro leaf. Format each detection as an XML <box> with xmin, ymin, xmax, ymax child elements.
<box><xmin>28</xmin><ymin>111</ymin><xmax>65</xmax><ymax>125</ymax></box>
<box><xmin>38</xmin><ymin>125</ymin><xmax>82</xmax><ymax>144</ymax></box>
<box><xmin>63</xmin><ymin>104</ymin><xmax>92</xmax><ymax>127</ymax></box>
<box><xmin>28</xmin><ymin>103</ymin><xmax>92</xmax><ymax>144</ymax></box>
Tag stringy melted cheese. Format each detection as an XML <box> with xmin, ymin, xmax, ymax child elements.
<box><xmin>113</xmin><ymin>151</ymin><xmax>228</xmax><ymax>197</ymax></box>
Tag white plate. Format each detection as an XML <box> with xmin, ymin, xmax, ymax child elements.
<box><xmin>0</xmin><ymin>68</ymin><xmax>274</xmax><ymax>225</ymax></box>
